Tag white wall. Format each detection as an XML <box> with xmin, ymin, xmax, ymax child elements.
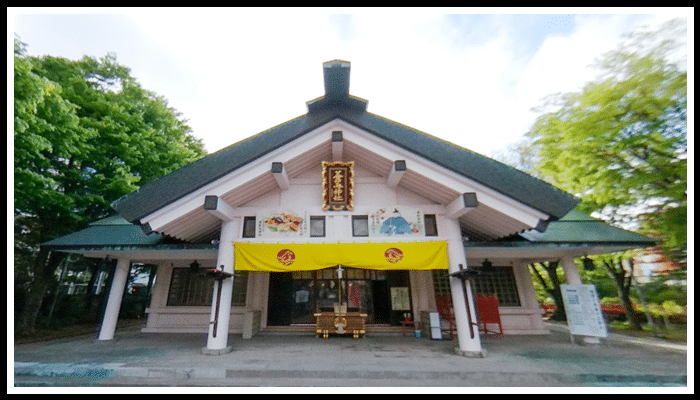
<box><xmin>143</xmin><ymin>260</ymin><xmax>268</xmax><ymax>334</ymax></box>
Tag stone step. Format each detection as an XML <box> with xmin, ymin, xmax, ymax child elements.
<box><xmin>15</xmin><ymin>363</ymin><xmax>687</xmax><ymax>387</ymax></box>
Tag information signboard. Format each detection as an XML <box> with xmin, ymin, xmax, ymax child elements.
<box><xmin>390</xmin><ymin>287</ymin><xmax>411</xmax><ymax>311</ymax></box>
<box><xmin>560</xmin><ymin>284</ymin><xmax>608</xmax><ymax>338</ymax></box>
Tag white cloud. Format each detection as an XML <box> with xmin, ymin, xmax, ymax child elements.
<box><xmin>12</xmin><ymin>9</ymin><xmax>689</xmax><ymax>157</ymax></box>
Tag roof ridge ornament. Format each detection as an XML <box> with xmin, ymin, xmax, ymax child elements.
<box><xmin>306</xmin><ymin>60</ymin><xmax>368</xmax><ymax>113</ymax></box>
<box><xmin>323</xmin><ymin>60</ymin><xmax>351</xmax><ymax>99</ymax></box>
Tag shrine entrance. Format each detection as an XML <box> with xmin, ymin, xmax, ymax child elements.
<box><xmin>267</xmin><ymin>267</ymin><xmax>411</xmax><ymax>327</ymax></box>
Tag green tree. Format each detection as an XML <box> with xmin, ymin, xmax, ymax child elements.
<box><xmin>599</xmin><ymin>255</ymin><xmax>642</xmax><ymax>330</ymax></box>
<box><xmin>524</xmin><ymin>20</ymin><xmax>686</xmax><ymax>330</ymax></box>
<box><xmin>526</xmin><ymin>19</ymin><xmax>687</xmax><ymax>254</ymax></box>
<box><xmin>14</xmin><ymin>38</ymin><xmax>207</xmax><ymax>334</ymax></box>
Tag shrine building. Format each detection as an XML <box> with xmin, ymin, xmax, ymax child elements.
<box><xmin>43</xmin><ymin>60</ymin><xmax>656</xmax><ymax>356</ymax></box>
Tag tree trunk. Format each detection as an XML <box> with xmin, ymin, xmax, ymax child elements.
<box><xmin>530</xmin><ymin>262</ymin><xmax>567</xmax><ymax>321</ymax></box>
<box><xmin>618</xmin><ymin>287</ymin><xmax>641</xmax><ymax>330</ymax></box>
<box><xmin>47</xmin><ymin>256</ymin><xmax>70</xmax><ymax>320</ymax></box>
<box><xmin>603</xmin><ymin>257</ymin><xmax>642</xmax><ymax>330</ymax></box>
<box><xmin>544</xmin><ymin>261</ymin><xmax>567</xmax><ymax>321</ymax></box>
<box><xmin>17</xmin><ymin>249</ymin><xmax>67</xmax><ymax>334</ymax></box>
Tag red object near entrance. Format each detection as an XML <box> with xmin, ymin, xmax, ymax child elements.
<box><xmin>435</xmin><ymin>295</ymin><xmax>456</xmax><ymax>340</ymax></box>
<box><xmin>477</xmin><ymin>294</ymin><xmax>503</xmax><ymax>337</ymax></box>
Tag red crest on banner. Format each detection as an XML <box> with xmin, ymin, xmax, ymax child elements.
<box><xmin>277</xmin><ymin>249</ymin><xmax>296</xmax><ymax>266</ymax></box>
<box><xmin>384</xmin><ymin>247</ymin><xmax>404</xmax><ymax>264</ymax></box>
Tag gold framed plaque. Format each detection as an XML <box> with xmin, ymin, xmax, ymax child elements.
<box><xmin>322</xmin><ymin>161</ymin><xmax>354</xmax><ymax>211</ymax></box>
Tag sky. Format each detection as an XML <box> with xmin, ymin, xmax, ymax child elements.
<box><xmin>9</xmin><ymin>8</ymin><xmax>691</xmax><ymax>159</ymax></box>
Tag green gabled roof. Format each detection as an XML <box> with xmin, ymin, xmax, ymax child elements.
<box><xmin>111</xmin><ymin>107</ymin><xmax>343</xmax><ymax>223</ymax></box>
<box><xmin>518</xmin><ymin>210</ymin><xmax>657</xmax><ymax>244</ymax></box>
<box><xmin>112</xmin><ymin>61</ymin><xmax>579</xmax><ymax>224</ymax></box>
<box><xmin>42</xmin><ymin>215</ymin><xmax>164</xmax><ymax>249</ymax></box>
<box><xmin>334</xmin><ymin>109</ymin><xmax>578</xmax><ymax>219</ymax></box>
<box><xmin>469</xmin><ymin>210</ymin><xmax>657</xmax><ymax>247</ymax></box>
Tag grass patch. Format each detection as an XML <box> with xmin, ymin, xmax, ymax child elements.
<box><xmin>547</xmin><ymin>319</ymin><xmax>687</xmax><ymax>344</ymax></box>
<box><xmin>607</xmin><ymin>320</ymin><xmax>687</xmax><ymax>343</ymax></box>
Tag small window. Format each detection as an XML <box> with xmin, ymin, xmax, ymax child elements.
<box><xmin>167</xmin><ymin>268</ymin><xmax>249</xmax><ymax>307</ymax></box>
<box><xmin>167</xmin><ymin>268</ymin><xmax>214</xmax><ymax>306</ymax></box>
<box><xmin>310</xmin><ymin>216</ymin><xmax>326</xmax><ymax>237</ymax></box>
<box><xmin>230</xmin><ymin>270</ymin><xmax>249</xmax><ymax>306</ymax></box>
<box><xmin>473</xmin><ymin>266</ymin><xmax>521</xmax><ymax>307</ymax></box>
<box><xmin>432</xmin><ymin>270</ymin><xmax>452</xmax><ymax>297</ymax></box>
<box><xmin>424</xmin><ymin>214</ymin><xmax>438</xmax><ymax>236</ymax></box>
<box><xmin>352</xmin><ymin>215</ymin><xmax>369</xmax><ymax>237</ymax></box>
<box><xmin>242</xmin><ymin>217</ymin><xmax>256</xmax><ymax>238</ymax></box>
<box><xmin>433</xmin><ymin>266</ymin><xmax>521</xmax><ymax>307</ymax></box>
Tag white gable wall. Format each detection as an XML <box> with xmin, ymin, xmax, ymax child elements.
<box><xmin>138</xmin><ymin>119</ymin><xmax>549</xmax><ymax>242</ymax></box>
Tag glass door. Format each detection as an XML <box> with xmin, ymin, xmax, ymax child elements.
<box><xmin>290</xmin><ymin>279</ymin><xmax>316</xmax><ymax>324</ymax></box>
<box><xmin>269</xmin><ymin>267</ymin><xmax>408</xmax><ymax>326</ymax></box>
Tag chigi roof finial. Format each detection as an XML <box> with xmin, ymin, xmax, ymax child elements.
<box><xmin>323</xmin><ymin>60</ymin><xmax>351</xmax><ymax>100</ymax></box>
<box><xmin>307</xmin><ymin>60</ymin><xmax>368</xmax><ymax>113</ymax></box>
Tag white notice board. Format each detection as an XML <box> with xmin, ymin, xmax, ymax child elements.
<box><xmin>560</xmin><ymin>284</ymin><xmax>608</xmax><ymax>337</ymax></box>
<box><xmin>390</xmin><ymin>287</ymin><xmax>411</xmax><ymax>311</ymax></box>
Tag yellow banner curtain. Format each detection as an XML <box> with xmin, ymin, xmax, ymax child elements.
<box><xmin>234</xmin><ymin>241</ymin><xmax>449</xmax><ymax>272</ymax></box>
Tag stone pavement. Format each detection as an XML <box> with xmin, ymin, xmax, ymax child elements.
<box><xmin>12</xmin><ymin>322</ymin><xmax>689</xmax><ymax>390</ymax></box>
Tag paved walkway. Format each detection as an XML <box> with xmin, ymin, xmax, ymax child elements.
<box><xmin>12</xmin><ymin>323</ymin><xmax>688</xmax><ymax>389</ymax></box>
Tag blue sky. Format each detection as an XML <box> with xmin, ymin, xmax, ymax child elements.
<box><xmin>10</xmin><ymin>8</ymin><xmax>690</xmax><ymax>158</ymax></box>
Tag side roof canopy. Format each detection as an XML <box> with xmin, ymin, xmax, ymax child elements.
<box><xmin>42</xmin><ymin>215</ymin><xmax>164</xmax><ymax>249</ymax></box>
<box><xmin>463</xmin><ymin>210</ymin><xmax>657</xmax><ymax>259</ymax></box>
<box><xmin>518</xmin><ymin>210</ymin><xmax>657</xmax><ymax>245</ymax></box>
<box><xmin>41</xmin><ymin>215</ymin><xmax>218</xmax><ymax>260</ymax></box>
